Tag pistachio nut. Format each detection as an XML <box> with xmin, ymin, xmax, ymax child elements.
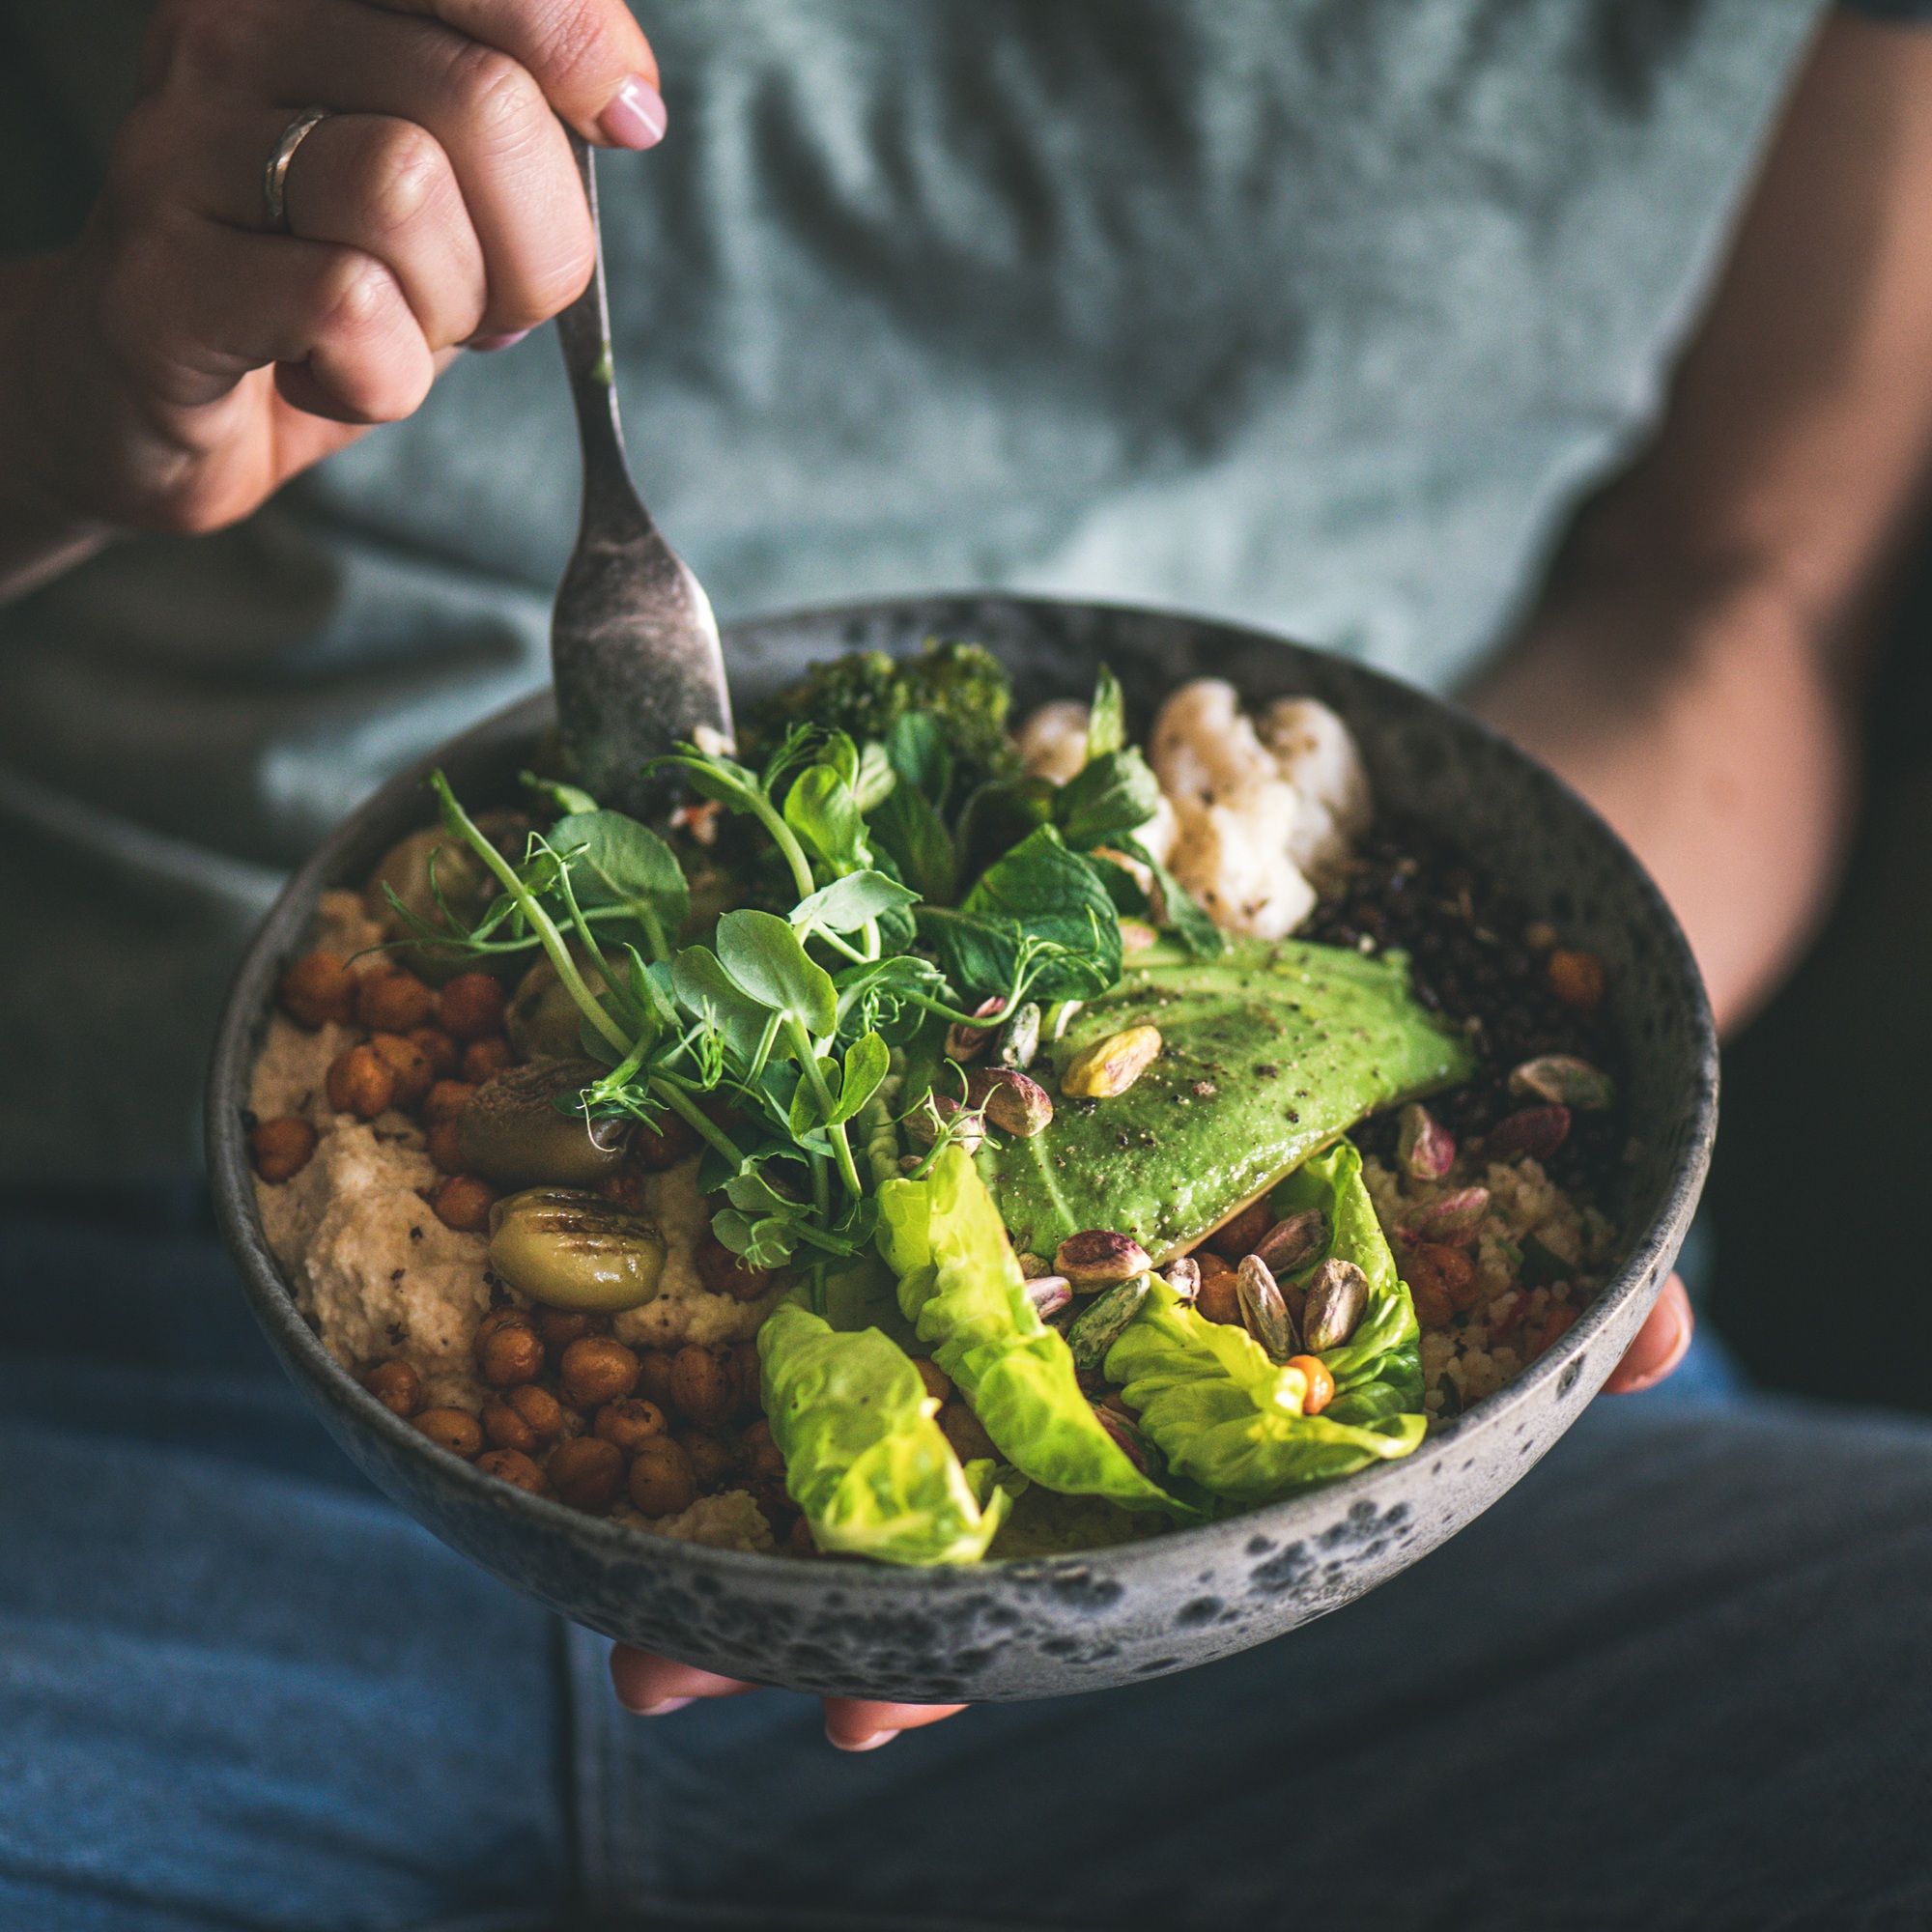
<box><xmin>1043</xmin><ymin>999</ymin><xmax>1084</xmax><ymax>1042</ymax></box>
<box><xmin>967</xmin><ymin>1066</ymin><xmax>1054</xmax><ymax>1138</ymax></box>
<box><xmin>458</xmin><ymin>1060</ymin><xmax>629</xmax><ymax>1189</ymax></box>
<box><xmin>1301</xmin><ymin>1257</ymin><xmax>1370</xmax><ymax>1352</ymax></box>
<box><xmin>944</xmin><ymin>996</ymin><xmax>1007</xmax><ymax>1065</ymax></box>
<box><xmin>1509</xmin><ymin>1054</ymin><xmax>1615</xmax><ymax>1113</ymax></box>
<box><xmin>1236</xmin><ymin>1254</ymin><xmax>1296</xmax><ymax>1364</ymax></box>
<box><xmin>1485</xmin><ymin>1104</ymin><xmax>1571</xmax><ymax>1162</ymax></box>
<box><xmin>1067</xmin><ymin>1273</ymin><xmax>1152</xmax><ymax>1376</ymax></box>
<box><xmin>1396</xmin><ymin>1103</ymin><xmax>1457</xmax><ymax>1182</ymax></box>
<box><xmin>1402</xmin><ymin>1185</ymin><xmax>1491</xmax><ymax>1247</ymax></box>
<box><xmin>1253</xmin><ymin>1208</ymin><xmax>1328</xmax><ymax>1277</ymax></box>
<box><xmin>1091</xmin><ymin>1402</ymin><xmax>1150</xmax><ymax>1474</ymax></box>
<box><xmin>1017</xmin><ymin>1252</ymin><xmax>1052</xmax><ymax>1279</ymax></box>
<box><xmin>996</xmin><ymin>1002</ymin><xmax>1042</xmax><ymax>1070</ymax></box>
<box><xmin>1023</xmin><ymin>1274</ymin><xmax>1074</xmax><ymax>1321</ymax></box>
<box><xmin>487</xmin><ymin>1187</ymin><xmax>668</xmax><ymax>1312</ymax></box>
<box><xmin>1162</xmin><ymin>1255</ymin><xmax>1203</xmax><ymax>1303</ymax></box>
<box><xmin>1060</xmin><ymin>1024</ymin><xmax>1162</xmax><ymax>1100</ymax></box>
<box><xmin>904</xmin><ymin>1093</ymin><xmax>985</xmax><ymax>1155</ymax></box>
<box><xmin>1055</xmin><ymin>1228</ymin><xmax>1152</xmax><ymax>1289</ymax></box>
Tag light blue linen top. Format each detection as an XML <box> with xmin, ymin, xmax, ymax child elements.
<box><xmin>0</xmin><ymin>0</ymin><xmax>1822</xmax><ymax>1180</ymax></box>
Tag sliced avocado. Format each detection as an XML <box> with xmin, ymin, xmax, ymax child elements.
<box><xmin>978</xmin><ymin>940</ymin><xmax>1475</xmax><ymax>1263</ymax></box>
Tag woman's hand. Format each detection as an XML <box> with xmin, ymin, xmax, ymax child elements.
<box><xmin>611</xmin><ymin>1274</ymin><xmax>1694</xmax><ymax>1749</ymax></box>
<box><xmin>0</xmin><ymin>0</ymin><xmax>665</xmax><ymax>599</ymax></box>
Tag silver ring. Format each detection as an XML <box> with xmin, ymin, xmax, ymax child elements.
<box><xmin>262</xmin><ymin>106</ymin><xmax>332</xmax><ymax>234</ymax></box>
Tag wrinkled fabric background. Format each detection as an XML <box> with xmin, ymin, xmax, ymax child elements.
<box><xmin>0</xmin><ymin>0</ymin><xmax>1822</xmax><ymax>1181</ymax></box>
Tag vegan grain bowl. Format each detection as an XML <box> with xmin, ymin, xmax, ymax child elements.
<box><xmin>211</xmin><ymin>597</ymin><xmax>1714</xmax><ymax>1699</ymax></box>
<box><xmin>249</xmin><ymin>639</ymin><xmax>1631</xmax><ymax>1563</ymax></box>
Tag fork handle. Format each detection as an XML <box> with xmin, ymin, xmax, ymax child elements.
<box><xmin>556</xmin><ymin>130</ymin><xmax>652</xmax><ymax>533</ymax></box>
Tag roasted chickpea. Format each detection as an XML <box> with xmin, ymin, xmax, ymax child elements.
<box><xmin>910</xmin><ymin>1357</ymin><xmax>952</xmax><ymax>1406</ymax></box>
<box><xmin>410</xmin><ymin>1027</ymin><xmax>462</xmax><ymax>1079</ymax></box>
<box><xmin>327</xmin><ymin>1044</ymin><xmax>396</xmax><ymax>1120</ymax></box>
<box><xmin>437</xmin><ymin>971</ymin><xmax>509</xmax><ymax>1042</ymax></box>
<box><xmin>1206</xmin><ymin>1198</ymin><xmax>1273</xmax><ymax>1263</ymax></box>
<box><xmin>362</xmin><ymin>1358</ymin><xmax>421</xmax><ymax>1417</ymax></box>
<box><xmin>1195</xmin><ymin>1254</ymin><xmax>1243</xmax><ymax>1326</ymax></box>
<box><xmin>279</xmin><ymin>950</ymin><xmax>356</xmax><ymax>1028</ymax></box>
<box><xmin>742</xmin><ymin>1417</ymin><xmax>785</xmax><ymax>1481</ymax></box>
<box><xmin>539</xmin><ymin>1436</ymin><xmax>620</xmax><ymax>1511</ymax></box>
<box><xmin>1413</xmin><ymin>1240</ymin><xmax>1480</xmax><ymax>1312</ymax></box>
<box><xmin>630</xmin><ymin>1109</ymin><xmax>699</xmax><ymax>1171</ymax></box>
<box><xmin>482</xmin><ymin>1393</ymin><xmax>538</xmax><ymax>1452</ymax></box>
<box><xmin>727</xmin><ymin>1340</ymin><xmax>762</xmax><ymax>1415</ymax></box>
<box><xmin>505</xmin><ymin>1381</ymin><xmax>565</xmax><ymax>1444</ymax></box>
<box><xmin>432</xmin><ymin>1174</ymin><xmax>497</xmax><ymax>1234</ymax></box>
<box><xmin>594</xmin><ymin>1398</ymin><xmax>668</xmax><ymax>1452</ymax></box>
<box><xmin>636</xmin><ymin>1348</ymin><xmax>677</xmax><ymax>1410</ymax></box>
<box><xmin>414</xmin><ymin>1407</ymin><xmax>484</xmax><ymax>1458</ymax></box>
<box><xmin>462</xmin><ymin>1037</ymin><xmax>515</xmax><ymax>1083</ymax></box>
<box><xmin>938</xmin><ymin>1401</ymin><xmax>998</xmax><ymax>1464</ymax></box>
<box><xmin>669</xmin><ymin>1345</ymin><xmax>737</xmax><ymax>1428</ymax></box>
<box><xmin>537</xmin><ymin>1307</ymin><xmax>611</xmax><ymax>1354</ymax></box>
<box><xmin>677</xmin><ymin>1428</ymin><xmax>740</xmax><ymax>1492</ymax></box>
<box><xmin>250</xmin><ymin>1115</ymin><xmax>317</xmax><ymax>1183</ymax></box>
<box><xmin>1288</xmin><ymin>1355</ymin><xmax>1337</xmax><ymax>1415</ymax></box>
<box><xmin>1406</xmin><ymin>1262</ymin><xmax>1457</xmax><ymax>1331</ymax></box>
<box><xmin>475</xmin><ymin>1316</ymin><xmax>544</xmax><ymax>1389</ymax></box>
<box><xmin>559</xmin><ymin>1336</ymin><xmax>640</xmax><ymax>1408</ymax></box>
<box><xmin>423</xmin><ymin>1079</ymin><xmax>476</xmax><ymax>1125</ymax></box>
<box><xmin>426</xmin><ymin>1122</ymin><xmax>466</xmax><ymax>1174</ymax></box>
<box><xmin>477</xmin><ymin>1448</ymin><xmax>546</xmax><ymax>1493</ymax></box>
<box><xmin>695</xmin><ymin>1237</ymin><xmax>776</xmax><ymax>1303</ymax></box>
<box><xmin>356</xmin><ymin>969</ymin><xmax>436</xmax><ymax>1035</ymax></box>
<box><xmin>627</xmin><ymin>1438</ymin><xmax>696</xmax><ymax>1517</ymax></box>
<box><xmin>369</xmin><ymin>1032</ymin><xmax>433</xmax><ymax>1110</ymax></box>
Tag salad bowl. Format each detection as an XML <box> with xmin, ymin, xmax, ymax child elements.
<box><xmin>207</xmin><ymin>593</ymin><xmax>1716</xmax><ymax>1702</ymax></box>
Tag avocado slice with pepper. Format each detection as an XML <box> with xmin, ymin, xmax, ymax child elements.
<box><xmin>977</xmin><ymin>939</ymin><xmax>1475</xmax><ymax>1264</ymax></box>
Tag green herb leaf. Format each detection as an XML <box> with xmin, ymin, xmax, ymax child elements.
<box><xmin>868</xmin><ymin>780</ymin><xmax>957</xmax><ymax>904</ymax></box>
<box><xmin>1122</xmin><ymin>837</ymin><xmax>1227</xmax><ymax>959</ymax></box>
<box><xmin>831</xmin><ymin>1031</ymin><xmax>890</xmax><ymax>1126</ymax></box>
<box><xmin>547</xmin><ymin>810</ymin><xmax>689</xmax><ymax>958</ymax></box>
<box><xmin>935</xmin><ymin>825</ymin><xmax>1123</xmax><ymax>1001</ymax></box>
<box><xmin>886</xmin><ymin>710</ymin><xmax>952</xmax><ymax>808</ymax></box>
<box><xmin>715</xmin><ymin>909</ymin><xmax>839</xmax><ymax>1037</ymax></box>
<box><xmin>669</xmin><ymin>946</ymin><xmax>776</xmax><ymax>1065</ymax></box>
<box><xmin>520</xmin><ymin>771</ymin><xmax>599</xmax><ymax>816</ymax></box>
<box><xmin>1053</xmin><ymin>747</ymin><xmax>1162</xmax><ymax>852</ymax></box>
<box><xmin>853</xmin><ymin>741</ymin><xmax>896</xmax><ymax>813</ymax></box>
<box><xmin>1086</xmin><ymin>664</ymin><xmax>1126</xmax><ymax>762</ymax></box>
<box><xmin>790</xmin><ymin>870</ymin><xmax>920</xmax><ymax>939</ymax></box>
<box><xmin>783</xmin><ymin>763</ymin><xmax>869</xmax><ymax>873</ymax></box>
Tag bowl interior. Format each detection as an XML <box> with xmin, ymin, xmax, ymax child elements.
<box><xmin>207</xmin><ymin>594</ymin><xmax>1715</xmax><ymax>1701</ymax></box>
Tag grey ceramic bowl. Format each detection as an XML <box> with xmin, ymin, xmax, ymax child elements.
<box><xmin>208</xmin><ymin>594</ymin><xmax>1715</xmax><ymax>1703</ymax></box>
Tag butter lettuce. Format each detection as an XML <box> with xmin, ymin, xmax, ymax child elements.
<box><xmin>1105</xmin><ymin>1143</ymin><xmax>1425</xmax><ymax>1502</ymax></box>
<box><xmin>759</xmin><ymin>1293</ymin><xmax>1009</xmax><ymax>1564</ymax></box>
<box><xmin>877</xmin><ymin>1144</ymin><xmax>1195</xmax><ymax>1520</ymax></box>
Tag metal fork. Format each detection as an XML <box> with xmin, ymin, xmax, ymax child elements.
<box><xmin>550</xmin><ymin>131</ymin><xmax>732</xmax><ymax>816</ymax></box>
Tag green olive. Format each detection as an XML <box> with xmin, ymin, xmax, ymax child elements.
<box><xmin>505</xmin><ymin>952</ymin><xmax>616</xmax><ymax>1062</ymax></box>
<box><xmin>458</xmin><ymin>1059</ymin><xmax>628</xmax><ymax>1188</ymax></box>
<box><xmin>366</xmin><ymin>812</ymin><xmax>530</xmax><ymax>984</ymax></box>
<box><xmin>488</xmin><ymin>1187</ymin><xmax>668</xmax><ymax>1312</ymax></box>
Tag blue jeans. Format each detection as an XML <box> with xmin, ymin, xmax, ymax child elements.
<box><xmin>2</xmin><ymin>1204</ymin><xmax>1927</xmax><ymax>1931</ymax></box>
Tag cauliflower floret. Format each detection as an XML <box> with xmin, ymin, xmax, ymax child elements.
<box><xmin>1016</xmin><ymin>700</ymin><xmax>1091</xmax><ymax>784</ymax></box>
<box><xmin>1150</xmin><ymin>679</ymin><xmax>1318</xmax><ymax>938</ymax></box>
<box><xmin>1257</xmin><ymin>697</ymin><xmax>1372</xmax><ymax>883</ymax></box>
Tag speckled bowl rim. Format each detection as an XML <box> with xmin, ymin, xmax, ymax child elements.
<box><xmin>208</xmin><ymin>594</ymin><xmax>1717</xmax><ymax>1627</ymax></box>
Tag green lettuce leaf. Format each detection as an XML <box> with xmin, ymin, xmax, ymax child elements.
<box><xmin>876</xmin><ymin>1145</ymin><xmax>1196</xmax><ymax>1520</ymax></box>
<box><xmin>759</xmin><ymin>1293</ymin><xmax>1009</xmax><ymax>1565</ymax></box>
<box><xmin>1105</xmin><ymin>1143</ymin><xmax>1425</xmax><ymax>1502</ymax></box>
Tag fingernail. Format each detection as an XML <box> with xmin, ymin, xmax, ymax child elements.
<box><xmin>467</xmin><ymin>329</ymin><xmax>530</xmax><ymax>354</ymax></box>
<box><xmin>626</xmin><ymin>1695</ymin><xmax>696</xmax><ymax>1717</ymax></box>
<box><xmin>832</xmin><ymin>1728</ymin><xmax>898</xmax><ymax>1752</ymax></box>
<box><xmin>600</xmin><ymin>75</ymin><xmax>667</xmax><ymax>150</ymax></box>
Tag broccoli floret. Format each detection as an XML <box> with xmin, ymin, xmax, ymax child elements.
<box><xmin>748</xmin><ymin>640</ymin><xmax>1019</xmax><ymax>803</ymax></box>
